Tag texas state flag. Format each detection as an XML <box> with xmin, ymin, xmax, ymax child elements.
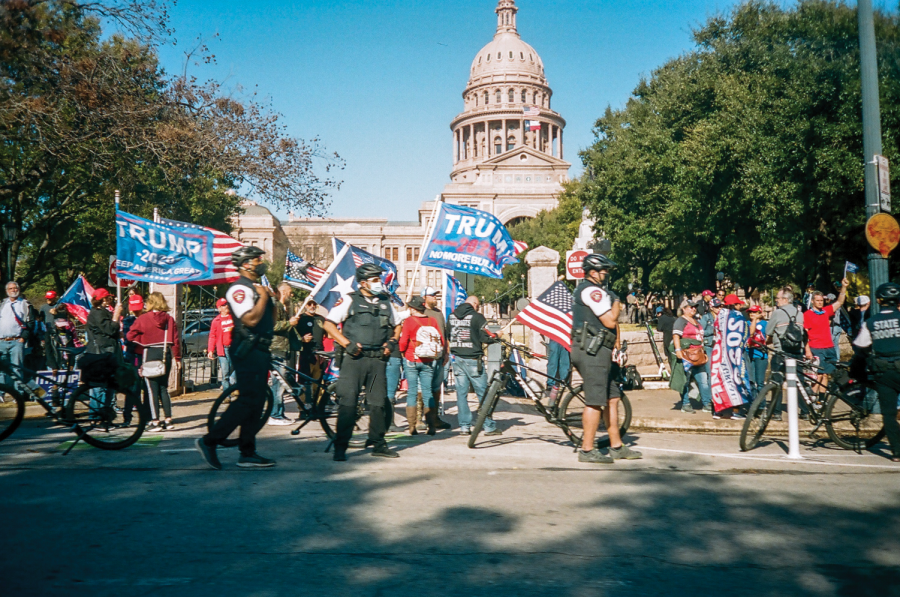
<box><xmin>59</xmin><ymin>275</ymin><xmax>95</xmax><ymax>324</ymax></box>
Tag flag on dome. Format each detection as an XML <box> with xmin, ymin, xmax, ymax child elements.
<box><xmin>157</xmin><ymin>216</ymin><xmax>242</xmax><ymax>285</ymax></box>
<box><xmin>58</xmin><ymin>275</ymin><xmax>95</xmax><ymax>324</ymax></box>
<box><xmin>284</xmin><ymin>250</ymin><xmax>326</xmax><ymax>289</ymax></box>
<box><xmin>515</xmin><ymin>281</ymin><xmax>573</xmax><ymax>351</ymax></box>
<box><xmin>524</xmin><ymin>120</ymin><xmax>541</xmax><ymax>131</ymax></box>
<box><xmin>523</xmin><ymin>106</ymin><xmax>540</xmax><ymax>117</ymax></box>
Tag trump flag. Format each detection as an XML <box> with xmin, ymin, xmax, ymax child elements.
<box><xmin>116</xmin><ymin>210</ymin><xmax>215</xmax><ymax>284</ymax></box>
<box><xmin>420</xmin><ymin>203</ymin><xmax>518</xmax><ymax>279</ymax></box>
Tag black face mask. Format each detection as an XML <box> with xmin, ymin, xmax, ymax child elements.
<box><xmin>246</xmin><ymin>262</ymin><xmax>268</xmax><ymax>277</ymax></box>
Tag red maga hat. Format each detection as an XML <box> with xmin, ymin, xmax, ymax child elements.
<box><xmin>128</xmin><ymin>295</ymin><xmax>144</xmax><ymax>311</ymax></box>
<box><xmin>724</xmin><ymin>293</ymin><xmax>744</xmax><ymax>306</ymax></box>
<box><xmin>701</xmin><ymin>290</ymin><xmax>714</xmax><ymax>297</ymax></box>
<box><xmin>216</xmin><ymin>298</ymin><xmax>228</xmax><ymax>307</ymax></box>
<box><xmin>45</xmin><ymin>290</ymin><xmax>58</xmax><ymax>300</ymax></box>
<box><xmin>92</xmin><ymin>288</ymin><xmax>111</xmax><ymax>301</ymax></box>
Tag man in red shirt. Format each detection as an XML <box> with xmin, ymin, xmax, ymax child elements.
<box><xmin>804</xmin><ymin>278</ymin><xmax>849</xmax><ymax>395</ymax></box>
<box><xmin>208</xmin><ymin>298</ymin><xmax>235</xmax><ymax>389</ymax></box>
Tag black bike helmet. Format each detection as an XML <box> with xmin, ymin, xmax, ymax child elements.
<box><xmin>875</xmin><ymin>282</ymin><xmax>900</xmax><ymax>304</ymax></box>
<box><xmin>230</xmin><ymin>245</ymin><xmax>266</xmax><ymax>268</ymax></box>
<box><xmin>355</xmin><ymin>262</ymin><xmax>385</xmax><ymax>282</ymax></box>
<box><xmin>582</xmin><ymin>253</ymin><xmax>617</xmax><ymax>274</ymax></box>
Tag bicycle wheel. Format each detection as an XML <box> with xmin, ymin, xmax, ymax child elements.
<box><xmin>467</xmin><ymin>375</ymin><xmax>504</xmax><ymax>449</ymax></box>
<box><xmin>740</xmin><ymin>383</ymin><xmax>780</xmax><ymax>452</ymax></box>
<box><xmin>207</xmin><ymin>385</ymin><xmax>274</xmax><ymax>448</ymax></box>
<box><xmin>824</xmin><ymin>386</ymin><xmax>882</xmax><ymax>450</ymax></box>
<box><xmin>64</xmin><ymin>384</ymin><xmax>146</xmax><ymax>450</ymax></box>
<box><xmin>0</xmin><ymin>384</ymin><xmax>26</xmax><ymax>443</ymax></box>
<box><xmin>307</xmin><ymin>381</ymin><xmax>336</xmax><ymax>439</ymax></box>
<box><xmin>558</xmin><ymin>385</ymin><xmax>631</xmax><ymax>449</ymax></box>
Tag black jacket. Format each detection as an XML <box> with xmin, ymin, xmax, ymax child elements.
<box><xmin>447</xmin><ymin>303</ymin><xmax>495</xmax><ymax>359</ymax></box>
<box><xmin>86</xmin><ymin>307</ymin><xmax>120</xmax><ymax>354</ymax></box>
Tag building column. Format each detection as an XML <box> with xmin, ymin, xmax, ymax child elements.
<box><xmin>501</xmin><ymin>118</ymin><xmax>506</xmax><ymax>152</ymax></box>
<box><xmin>454</xmin><ymin>129</ymin><xmax>458</xmax><ymax>164</ymax></box>
<box><xmin>470</xmin><ymin>123</ymin><xmax>475</xmax><ymax>158</ymax></box>
<box><xmin>486</xmin><ymin>121</ymin><xmax>492</xmax><ymax>158</ymax></box>
<box><xmin>519</xmin><ymin>119</ymin><xmax>525</xmax><ymax>147</ymax></box>
<box><xmin>559</xmin><ymin>128</ymin><xmax>563</xmax><ymax>160</ymax></box>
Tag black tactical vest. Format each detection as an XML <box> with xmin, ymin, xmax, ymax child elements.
<box><xmin>229</xmin><ymin>276</ymin><xmax>275</xmax><ymax>343</ymax></box>
<box><xmin>342</xmin><ymin>292</ymin><xmax>392</xmax><ymax>348</ymax></box>
<box><xmin>866</xmin><ymin>307</ymin><xmax>900</xmax><ymax>359</ymax></box>
<box><xmin>572</xmin><ymin>280</ymin><xmax>615</xmax><ymax>335</ymax></box>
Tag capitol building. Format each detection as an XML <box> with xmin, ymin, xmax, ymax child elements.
<box><xmin>234</xmin><ymin>0</ymin><xmax>570</xmax><ymax>294</ymax></box>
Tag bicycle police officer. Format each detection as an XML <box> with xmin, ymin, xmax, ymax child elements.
<box><xmin>196</xmin><ymin>245</ymin><xmax>277</xmax><ymax>470</ymax></box>
<box><xmin>322</xmin><ymin>263</ymin><xmax>402</xmax><ymax>462</ymax></box>
<box><xmin>851</xmin><ymin>282</ymin><xmax>900</xmax><ymax>462</ymax></box>
<box><xmin>570</xmin><ymin>253</ymin><xmax>642</xmax><ymax>463</ymax></box>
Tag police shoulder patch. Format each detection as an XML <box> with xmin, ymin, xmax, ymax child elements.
<box><xmin>334</xmin><ymin>298</ymin><xmax>343</xmax><ymax>307</ymax></box>
<box><xmin>380</xmin><ymin>304</ymin><xmax>387</xmax><ymax>310</ymax></box>
<box><xmin>590</xmin><ymin>290</ymin><xmax>604</xmax><ymax>303</ymax></box>
<box><xmin>233</xmin><ymin>290</ymin><xmax>246</xmax><ymax>303</ymax></box>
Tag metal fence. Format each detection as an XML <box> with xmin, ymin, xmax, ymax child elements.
<box><xmin>179</xmin><ymin>285</ymin><xmax>221</xmax><ymax>392</ymax></box>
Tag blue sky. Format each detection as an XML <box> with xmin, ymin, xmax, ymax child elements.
<box><xmin>153</xmin><ymin>0</ymin><xmax>788</xmax><ymax>220</ymax></box>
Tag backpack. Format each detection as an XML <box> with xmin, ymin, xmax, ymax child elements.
<box><xmin>414</xmin><ymin>321</ymin><xmax>443</xmax><ymax>359</ymax></box>
<box><xmin>779</xmin><ymin>307</ymin><xmax>805</xmax><ymax>354</ymax></box>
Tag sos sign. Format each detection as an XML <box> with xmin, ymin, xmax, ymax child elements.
<box><xmin>566</xmin><ymin>250</ymin><xmax>589</xmax><ymax>280</ymax></box>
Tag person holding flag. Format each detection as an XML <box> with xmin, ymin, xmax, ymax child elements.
<box><xmin>196</xmin><ymin>246</ymin><xmax>277</xmax><ymax>470</ymax></box>
<box><xmin>322</xmin><ymin>263</ymin><xmax>403</xmax><ymax>462</ymax></box>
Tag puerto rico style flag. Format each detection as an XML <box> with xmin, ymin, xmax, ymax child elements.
<box><xmin>58</xmin><ymin>275</ymin><xmax>95</xmax><ymax>324</ymax></box>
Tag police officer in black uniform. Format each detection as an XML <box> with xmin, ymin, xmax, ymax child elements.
<box><xmin>196</xmin><ymin>246</ymin><xmax>277</xmax><ymax>470</ymax></box>
<box><xmin>570</xmin><ymin>254</ymin><xmax>642</xmax><ymax>463</ymax></box>
<box><xmin>851</xmin><ymin>282</ymin><xmax>900</xmax><ymax>462</ymax></box>
<box><xmin>322</xmin><ymin>263</ymin><xmax>402</xmax><ymax>462</ymax></box>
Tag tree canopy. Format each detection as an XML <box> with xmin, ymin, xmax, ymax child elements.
<box><xmin>0</xmin><ymin>0</ymin><xmax>343</xmax><ymax>291</ymax></box>
<box><xmin>565</xmin><ymin>0</ymin><xmax>900</xmax><ymax>296</ymax></box>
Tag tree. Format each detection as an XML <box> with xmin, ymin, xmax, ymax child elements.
<box><xmin>0</xmin><ymin>0</ymin><xmax>344</xmax><ymax>290</ymax></box>
<box><xmin>568</xmin><ymin>0</ymin><xmax>900</xmax><ymax>295</ymax></box>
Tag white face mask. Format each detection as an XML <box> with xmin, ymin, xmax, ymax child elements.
<box><xmin>367</xmin><ymin>281</ymin><xmax>386</xmax><ymax>295</ymax></box>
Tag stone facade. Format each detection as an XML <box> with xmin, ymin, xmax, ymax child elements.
<box><xmin>235</xmin><ymin>1</ymin><xmax>570</xmax><ymax>295</ymax></box>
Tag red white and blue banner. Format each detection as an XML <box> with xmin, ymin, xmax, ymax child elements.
<box><xmin>710</xmin><ymin>309</ymin><xmax>751</xmax><ymax>412</ymax></box>
<box><xmin>420</xmin><ymin>203</ymin><xmax>518</xmax><ymax>279</ymax></box>
<box><xmin>59</xmin><ymin>275</ymin><xmax>95</xmax><ymax>324</ymax></box>
<box><xmin>157</xmin><ymin>217</ymin><xmax>242</xmax><ymax>286</ymax></box>
<box><xmin>116</xmin><ymin>210</ymin><xmax>215</xmax><ymax>284</ymax></box>
<box><xmin>442</xmin><ymin>271</ymin><xmax>468</xmax><ymax>323</ymax></box>
<box><xmin>332</xmin><ymin>238</ymin><xmax>399</xmax><ymax>296</ymax></box>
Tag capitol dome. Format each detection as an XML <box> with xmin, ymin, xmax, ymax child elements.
<box><xmin>470</xmin><ymin>33</ymin><xmax>545</xmax><ymax>84</ymax></box>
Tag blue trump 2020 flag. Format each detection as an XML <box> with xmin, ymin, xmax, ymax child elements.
<box><xmin>443</xmin><ymin>272</ymin><xmax>467</xmax><ymax>323</ymax></box>
<box><xmin>116</xmin><ymin>210</ymin><xmax>215</xmax><ymax>284</ymax></box>
<box><xmin>420</xmin><ymin>203</ymin><xmax>518</xmax><ymax>279</ymax></box>
<box><xmin>309</xmin><ymin>245</ymin><xmax>359</xmax><ymax>311</ymax></box>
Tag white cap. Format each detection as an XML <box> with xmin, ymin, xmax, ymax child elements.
<box><xmin>421</xmin><ymin>286</ymin><xmax>440</xmax><ymax>297</ymax></box>
<box><xmin>856</xmin><ymin>295</ymin><xmax>870</xmax><ymax>306</ymax></box>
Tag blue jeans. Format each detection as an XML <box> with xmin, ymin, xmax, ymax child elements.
<box><xmin>386</xmin><ymin>356</ymin><xmax>403</xmax><ymax>401</ymax></box>
<box><xmin>218</xmin><ymin>355</ymin><xmax>235</xmax><ymax>388</ymax></box>
<box><xmin>0</xmin><ymin>339</ymin><xmax>25</xmax><ymax>393</ymax></box>
<box><xmin>452</xmin><ymin>356</ymin><xmax>493</xmax><ymax>431</ymax></box>
<box><xmin>749</xmin><ymin>356</ymin><xmax>768</xmax><ymax>396</ymax></box>
<box><xmin>431</xmin><ymin>359</ymin><xmax>445</xmax><ymax>396</ymax></box>
<box><xmin>404</xmin><ymin>359</ymin><xmax>436</xmax><ymax>408</ymax></box>
<box><xmin>271</xmin><ymin>372</ymin><xmax>287</xmax><ymax>419</ymax></box>
<box><xmin>546</xmin><ymin>341</ymin><xmax>570</xmax><ymax>387</ymax></box>
<box><xmin>682</xmin><ymin>361</ymin><xmax>712</xmax><ymax>408</ymax></box>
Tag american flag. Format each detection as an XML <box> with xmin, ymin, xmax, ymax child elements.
<box><xmin>284</xmin><ymin>250</ymin><xmax>326</xmax><ymax>289</ymax></box>
<box><xmin>513</xmin><ymin>240</ymin><xmax>529</xmax><ymax>255</ymax></box>
<box><xmin>515</xmin><ymin>281</ymin><xmax>573</xmax><ymax>351</ymax></box>
<box><xmin>158</xmin><ymin>217</ymin><xmax>242</xmax><ymax>286</ymax></box>
<box><xmin>523</xmin><ymin>106</ymin><xmax>541</xmax><ymax>117</ymax></box>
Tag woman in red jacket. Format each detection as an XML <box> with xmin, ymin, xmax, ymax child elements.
<box><xmin>398</xmin><ymin>296</ymin><xmax>446</xmax><ymax>435</ymax></box>
<box><xmin>126</xmin><ymin>292</ymin><xmax>181</xmax><ymax>431</ymax></box>
<box><xmin>207</xmin><ymin>298</ymin><xmax>235</xmax><ymax>389</ymax></box>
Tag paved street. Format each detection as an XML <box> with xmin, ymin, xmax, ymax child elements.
<box><xmin>3</xmin><ymin>393</ymin><xmax>899</xmax><ymax>597</ymax></box>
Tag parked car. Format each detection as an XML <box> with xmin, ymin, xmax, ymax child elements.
<box><xmin>181</xmin><ymin>316</ymin><xmax>214</xmax><ymax>355</ymax></box>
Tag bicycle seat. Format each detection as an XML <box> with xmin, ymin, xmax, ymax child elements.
<box><xmin>59</xmin><ymin>346</ymin><xmax>86</xmax><ymax>356</ymax></box>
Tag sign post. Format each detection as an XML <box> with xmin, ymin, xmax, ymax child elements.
<box><xmin>785</xmin><ymin>359</ymin><xmax>802</xmax><ymax>460</ymax></box>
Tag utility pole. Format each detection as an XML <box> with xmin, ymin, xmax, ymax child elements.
<box><xmin>859</xmin><ymin>0</ymin><xmax>888</xmax><ymax>310</ymax></box>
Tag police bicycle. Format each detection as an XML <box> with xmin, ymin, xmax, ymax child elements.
<box><xmin>207</xmin><ymin>351</ymin><xmax>340</xmax><ymax>446</ymax></box>
<box><xmin>740</xmin><ymin>350</ymin><xmax>883</xmax><ymax>452</ymax></box>
<box><xmin>467</xmin><ymin>338</ymin><xmax>632</xmax><ymax>450</ymax></box>
<box><xmin>0</xmin><ymin>347</ymin><xmax>147</xmax><ymax>451</ymax></box>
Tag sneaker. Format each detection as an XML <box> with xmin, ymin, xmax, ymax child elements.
<box><xmin>162</xmin><ymin>420</ymin><xmax>176</xmax><ymax>431</ymax></box>
<box><xmin>712</xmin><ymin>413</ymin><xmax>722</xmax><ymax>420</ymax></box>
<box><xmin>434</xmin><ymin>417</ymin><xmax>452</xmax><ymax>430</ymax></box>
<box><xmin>799</xmin><ymin>412</ymin><xmax>810</xmax><ymax>421</ymax></box>
<box><xmin>609</xmin><ymin>445</ymin><xmax>643</xmax><ymax>460</ymax></box>
<box><xmin>681</xmin><ymin>404</ymin><xmax>695</xmax><ymax>414</ymax></box>
<box><xmin>333</xmin><ymin>449</ymin><xmax>347</xmax><ymax>462</ymax></box>
<box><xmin>146</xmin><ymin>422</ymin><xmax>163</xmax><ymax>432</ymax></box>
<box><xmin>731</xmin><ymin>412</ymin><xmax>746</xmax><ymax>420</ymax></box>
<box><xmin>237</xmin><ymin>453</ymin><xmax>276</xmax><ymax>468</ymax></box>
<box><xmin>371</xmin><ymin>444</ymin><xmax>400</xmax><ymax>458</ymax></box>
<box><xmin>267</xmin><ymin>417</ymin><xmax>294</xmax><ymax>426</ymax></box>
<box><xmin>702</xmin><ymin>405</ymin><xmax>713</xmax><ymax>413</ymax></box>
<box><xmin>459</xmin><ymin>427</ymin><xmax>471</xmax><ymax>435</ymax></box>
<box><xmin>195</xmin><ymin>438</ymin><xmax>222</xmax><ymax>471</ymax></box>
<box><xmin>772</xmin><ymin>412</ymin><xmax>783</xmax><ymax>421</ymax></box>
<box><xmin>483</xmin><ymin>429</ymin><xmax>503</xmax><ymax>436</ymax></box>
<box><xmin>578</xmin><ymin>448</ymin><xmax>614</xmax><ymax>464</ymax></box>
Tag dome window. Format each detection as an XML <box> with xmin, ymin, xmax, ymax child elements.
<box><xmin>529</xmin><ymin>53</ymin><xmax>533</xmax><ymax>62</ymax></box>
<box><xmin>509</xmin><ymin>51</ymin><xmax>513</xmax><ymax>59</ymax></box>
<box><xmin>497</xmin><ymin>52</ymin><xmax>501</xmax><ymax>60</ymax></box>
<box><xmin>508</xmin><ymin>89</ymin><xmax>514</xmax><ymax>103</ymax></box>
<box><xmin>478</xmin><ymin>56</ymin><xmax>482</xmax><ymax>64</ymax></box>
<box><xmin>487</xmin><ymin>54</ymin><xmax>491</xmax><ymax>62</ymax></box>
<box><xmin>484</xmin><ymin>91</ymin><xmax>489</xmax><ymax>105</ymax></box>
<box><xmin>496</xmin><ymin>89</ymin><xmax>501</xmax><ymax>103</ymax></box>
<box><xmin>521</xmin><ymin>89</ymin><xmax>526</xmax><ymax>103</ymax></box>
<box><xmin>520</xmin><ymin>52</ymin><xmax>524</xmax><ymax>60</ymax></box>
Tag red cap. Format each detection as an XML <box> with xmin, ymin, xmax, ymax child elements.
<box><xmin>128</xmin><ymin>295</ymin><xmax>144</xmax><ymax>311</ymax></box>
<box><xmin>748</xmin><ymin>305</ymin><xmax>762</xmax><ymax>313</ymax></box>
<box><xmin>724</xmin><ymin>293</ymin><xmax>744</xmax><ymax>306</ymax></box>
<box><xmin>92</xmin><ymin>288</ymin><xmax>111</xmax><ymax>301</ymax></box>
<box><xmin>45</xmin><ymin>290</ymin><xmax>58</xmax><ymax>300</ymax></box>
<box><xmin>701</xmin><ymin>290</ymin><xmax>714</xmax><ymax>297</ymax></box>
<box><xmin>216</xmin><ymin>298</ymin><xmax>228</xmax><ymax>307</ymax></box>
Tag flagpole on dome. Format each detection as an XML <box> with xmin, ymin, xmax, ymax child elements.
<box><xmin>115</xmin><ymin>190</ymin><xmax>122</xmax><ymax>306</ymax></box>
<box><xmin>406</xmin><ymin>195</ymin><xmax>444</xmax><ymax>302</ymax></box>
